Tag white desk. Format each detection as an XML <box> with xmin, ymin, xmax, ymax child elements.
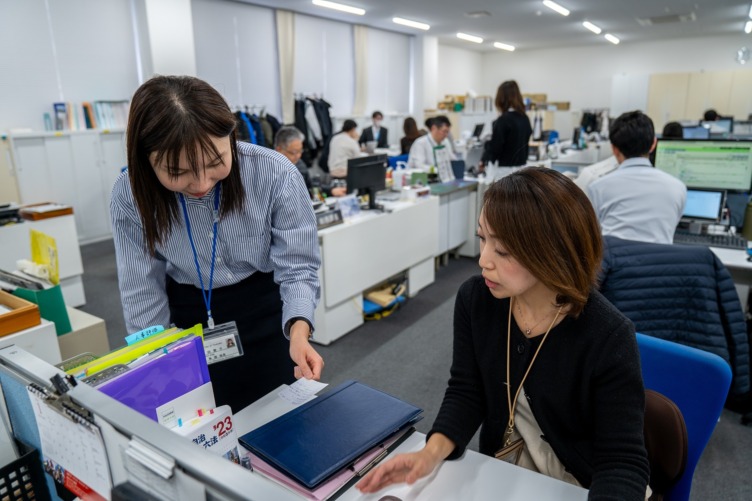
<box><xmin>710</xmin><ymin>246</ymin><xmax>752</xmax><ymax>308</ymax></box>
<box><xmin>430</xmin><ymin>181</ymin><xmax>477</xmax><ymax>260</ymax></box>
<box><xmin>0</xmin><ymin>319</ymin><xmax>60</xmax><ymax>364</ymax></box>
<box><xmin>234</xmin><ymin>386</ymin><xmax>588</xmax><ymax>501</ymax></box>
<box><xmin>314</xmin><ymin>198</ymin><xmax>439</xmax><ymax>345</ymax></box>
<box><xmin>0</xmin><ymin>215</ymin><xmax>86</xmax><ymax>306</ymax></box>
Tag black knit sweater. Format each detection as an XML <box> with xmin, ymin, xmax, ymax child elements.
<box><xmin>429</xmin><ymin>276</ymin><xmax>650</xmax><ymax>500</ymax></box>
<box><xmin>481</xmin><ymin>111</ymin><xmax>532</xmax><ymax>166</ymax></box>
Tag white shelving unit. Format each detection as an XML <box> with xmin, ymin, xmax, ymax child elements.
<box><xmin>6</xmin><ymin>129</ymin><xmax>127</xmax><ymax>244</ymax></box>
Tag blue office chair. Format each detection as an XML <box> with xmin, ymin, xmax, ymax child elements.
<box><xmin>637</xmin><ymin>333</ymin><xmax>732</xmax><ymax>501</ymax></box>
<box><xmin>387</xmin><ymin>154</ymin><xmax>408</xmax><ymax>169</ymax></box>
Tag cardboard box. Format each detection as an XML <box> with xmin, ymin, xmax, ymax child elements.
<box><xmin>0</xmin><ymin>290</ymin><xmax>41</xmax><ymax>337</ymax></box>
<box><xmin>548</xmin><ymin>101</ymin><xmax>571</xmax><ymax>111</ymax></box>
<box><xmin>57</xmin><ymin>306</ymin><xmax>110</xmax><ymax>361</ymax></box>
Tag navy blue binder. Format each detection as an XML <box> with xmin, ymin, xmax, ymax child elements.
<box><xmin>238</xmin><ymin>380</ymin><xmax>422</xmax><ymax>489</ymax></box>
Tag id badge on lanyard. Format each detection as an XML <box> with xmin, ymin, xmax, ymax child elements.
<box><xmin>179</xmin><ymin>185</ymin><xmax>243</xmax><ymax>365</ymax></box>
<box><xmin>203</xmin><ymin>321</ymin><xmax>243</xmax><ymax>365</ymax></box>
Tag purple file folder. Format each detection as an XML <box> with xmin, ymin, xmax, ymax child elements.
<box><xmin>98</xmin><ymin>336</ymin><xmax>211</xmax><ymax>421</ymax></box>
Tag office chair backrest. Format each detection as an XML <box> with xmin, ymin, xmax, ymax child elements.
<box><xmin>644</xmin><ymin>389</ymin><xmax>687</xmax><ymax>498</ymax></box>
<box><xmin>387</xmin><ymin>154</ymin><xmax>409</xmax><ymax>169</ymax></box>
<box><xmin>637</xmin><ymin>333</ymin><xmax>732</xmax><ymax>501</ymax></box>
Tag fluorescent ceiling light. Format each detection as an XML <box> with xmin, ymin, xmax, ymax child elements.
<box><xmin>393</xmin><ymin>17</ymin><xmax>430</xmax><ymax>30</ymax></box>
<box><xmin>542</xmin><ymin>0</ymin><xmax>570</xmax><ymax>17</ymax></box>
<box><xmin>493</xmin><ymin>42</ymin><xmax>515</xmax><ymax>52</ymax></box>
<box><xmin>582</xmin><ymin>21</ymin><xmax>602</xmax><ymax>34</ymax></box>
<box><xmin>746</xmin><ymin>20</ymin><xmax>752</xmax><ymax>34</ymax></box>
<box><xmin>457</xmin><ymin>32</ymin><xmax>483</xmax><ymax>44</ymax></box>
<box><xmin>749</xmin><ymin>5</ymin><xmax>752</xmax><ymax>19</ymax></box>
<box><xmin>604</xmin><ymin>33</ymin><xmax>620</xmax><ymax>45</ymax></box>
<box><xmin>311</xmin><ymin>0</ymin><xmax>364</xmax><ymax>16</ymax></box>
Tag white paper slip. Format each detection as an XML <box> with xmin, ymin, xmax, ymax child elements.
<box><xmin>277</xmin><ymin>378</ymin><xmax>328</xmax><ymax>406</ymax></box>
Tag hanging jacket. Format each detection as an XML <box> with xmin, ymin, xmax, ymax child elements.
<box><xmin>599</xmin><ymin>235</ymin><xmax>750</xmax><ymax>396</ymax></box>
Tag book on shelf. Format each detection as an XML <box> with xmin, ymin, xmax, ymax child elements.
<box><xmin>50</xmin><ymin>100</ymin><xmax>128</xmax><ymax>131</ymax></box>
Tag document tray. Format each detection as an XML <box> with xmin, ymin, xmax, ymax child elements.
<box><xmin>238</xmin><ymin>380</ymin><xmax>422</xmax><ymax>489</ymax></box>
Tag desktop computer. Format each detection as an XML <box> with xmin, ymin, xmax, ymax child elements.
<box><xmin>654</xmin><ymin>139</ymin><xmax>752</xmax><ymax>192</ymax></box>
<box><xmin>682</xmin><ymin>125</ymin><xmax>710</xmax><ymax>140</ymax></box>
<box><xmin>700</xmin><ymin>118</ymin><xmax>734</xmax><ymax>134</ymax></box>
<box><xmin>346</xmin><ymin>154</ymin><xmax>387</xmax><ymax>210</ymax></box>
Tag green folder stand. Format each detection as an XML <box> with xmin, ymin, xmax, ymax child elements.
<box><xmin>13</xmin><ymin>285</ymin><xmax>72</xmax><ymax>336</ymax></box>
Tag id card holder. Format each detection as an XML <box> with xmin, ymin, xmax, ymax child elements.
<box><xmin>494</xmin><ymin>438</ymin><xmax>524</xmax><ymax>465</ymax></box>
<box><xmin>203</xmin><ymin>321</ymin><xmax>243</xmax><ymax>365</ymax></box>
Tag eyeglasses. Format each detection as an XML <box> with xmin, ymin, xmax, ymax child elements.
<box><xmin>284</xmin><ymin>147</ymin><xmax>303</xmax><ymax>156</ymax></box>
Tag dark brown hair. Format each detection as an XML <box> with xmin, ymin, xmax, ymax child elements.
<box><xmin>483</xmin><ymin>167</ymin><xmax>602</xmax><ymax>317</ymax></box>
<box><xmin>494</xmin><ymin>80</ymin><xmax>526</xmax><ymax>115</ymax></box>
<box><xmin>403</xmin><ymin>117</ymin><xmax>421</xmax><ymax>139</ymax></box>
<box><xmin>126</xmin><ymin>75</ymin><xmax>243</xmax><ymax>255</ymax></box>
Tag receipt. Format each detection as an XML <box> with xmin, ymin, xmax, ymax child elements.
<box><xmin>278</xmin><ymin>378</ymin><xmax>328</xmax><ymax>406</ymax></box>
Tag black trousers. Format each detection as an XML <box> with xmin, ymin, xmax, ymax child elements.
<box><xmin>166</xmin><ymin>272</ymin><xmax>294</xmax><ymax>413</ymax></box>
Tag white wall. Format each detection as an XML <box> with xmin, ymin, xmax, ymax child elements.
<box><xmin>436</xmin><ymin>44</ymin><xmax>483</xmax><ymax>105</ymax></box>
<box><xmin>481</xmin><ymin>33</ymin><xmax>752</xmax><ymax>114</ymax></box>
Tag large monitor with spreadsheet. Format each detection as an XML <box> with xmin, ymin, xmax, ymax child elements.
<box><xmin>654</xmin><ymin>139</ymin><xmax>752</xmax><ymax>191</ymax></box>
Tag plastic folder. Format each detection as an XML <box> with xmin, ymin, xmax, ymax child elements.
<box><xmin>97</xmin><ymin>335</ymin><xmax>211</xmax><ymax>421</ymax></box>
<box><xmin>66</xmin><ymin>324</ymin><xmax>202</xmax><ymax>378</ymax></box>
<box><xmin>238</xmin><ymin>380</ymin><xmax>423</xmax><ymax>489</ymax></box>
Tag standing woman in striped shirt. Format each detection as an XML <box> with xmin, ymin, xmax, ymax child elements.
<box><xmin>110</xmin><ymin>75</ymin><xmax>324</xmax><ymax>412</ymax></box>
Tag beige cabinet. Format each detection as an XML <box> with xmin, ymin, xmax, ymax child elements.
<box><xmin>648</xmin><ymin>70</ymin><xmax>752</xmax><ymax>129</ymax></box>
<box><xmin>0</xmin><ymin>137</ymin><xmax>21</xmax><ymax>203</ymax></box>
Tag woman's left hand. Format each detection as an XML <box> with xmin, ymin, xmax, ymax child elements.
<box><xmin>289</xmin><ymin>320</ymin><xmax>324</xmax><ymax>380</ymax></box>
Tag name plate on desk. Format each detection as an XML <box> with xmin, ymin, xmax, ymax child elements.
<box><xmin>316</xmin><ymin>209</ymin><xmax>344</xmax><ymax>230</ymax></box>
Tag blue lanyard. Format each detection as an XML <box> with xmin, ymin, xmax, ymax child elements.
<box><xmin>178</xmin><ymin>184</ymin><xmax>221</xmax><ymax>329</ymax></box>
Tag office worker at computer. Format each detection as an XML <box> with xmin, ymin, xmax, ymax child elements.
<box><xmin>400</xmin><ymin>117</ymin><xmax>426</xmax><ymax>155</ymax></box>
<box><xmin>111</xmin><ymin>76</ymin><xmax>324</xmax><ymax>412</ymax></box>
<box><xmin>359</xmin><ymin>110</ymin><xmax>389</xmax><ymax>149</ymax></box>
<box><xmin>358</xmin><ymin>168</ymin><xmax>650</xmax><ymax>499</ymax></box>
<box><xmin>479</xmin><ymin>80</ymin><xmax>533</xmax><ymax>170</ymax></box>
<box><xmin>408</xmin><ymin>115</ymin><xmax>456</xmax><ymax>181</ymax></box>
<box><xmin>587</xmin><ymin>110</ymin><xmax>686</xmax><ymax>244</ymax></box>
<box><xmin>703</xmin><ymin>109</ymin><xmax>719</xmax><ymax>122</ymax></box>
<box><xmin>275</xmin><ymin>126</ymin><xmax>347</xmax><ymax>198</ymax></box>
<box><xmin>328</xmin><ymin>119</ymin><xmax>363</xmax><ymax>178</ymax></box>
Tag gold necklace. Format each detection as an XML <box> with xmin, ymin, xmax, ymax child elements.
<box><xmin>515</xmin><ymin>301</ymin><xmax>557</xmax><ymax>337</ymax></box>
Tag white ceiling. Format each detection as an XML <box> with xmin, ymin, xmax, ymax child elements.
<box><xmin>241</xmin><ymin>0</ymin><xmax>752</xmax><ymax>51</ymax></box>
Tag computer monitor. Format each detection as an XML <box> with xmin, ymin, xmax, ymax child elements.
<box><xmin>346</xmin><ymin>154</ymin><xmax>387</xmax><ymax>209</ymax></box>
<box><xmin>682</xmin><ymin>125</ymin><xmax>710</xmax><ymax>140</ymax></box>
<box><xmin>471</xmin><ymin>123</ymin><xmax>484</xmax><ymax>139</ymax></box>
<box><xmin>682</xmin><ymin>189</ymin><xmax>725</xmax><ymax>222</ymax></box>
<box><xmin>654</xmin><ymin>139</ymin><xmax>752</xmax><ymax>191</ymax></box>
<box><xmin>701</xmin><ymin>118</ymin><xmax>733</xmax><ymax>134</ymax></box>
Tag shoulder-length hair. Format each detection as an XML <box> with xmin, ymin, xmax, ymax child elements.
<box><xmin>483</xmin><ymin>167</ymin><xmax>602</xmax><ymax>317</ymax></box>
<box><xmin>495</xmin><ymin>80</ymin><xmax>526</xmax><ymax>115</ymax></box>
<box><xmin>126</xmin><ymin>75</ymin><xmax>244</xmax><ymax>256</ymax></box>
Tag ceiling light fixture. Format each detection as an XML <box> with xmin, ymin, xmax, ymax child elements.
<box><xmin>493</xmin><ymin>42</ymin><xmax>515</xmax><ymax>52</ymax></box>
<box><xmin>746</xmin><ymin>20</ymin><xmax>752</xmax><ymax>34</ymax></box>
<box><xmin>457</xmin><ymin>32</ymin><xmax>484</xmax><ymax>44</ymax></box>
<box><xmin>749</xmin><ymin>5</ymin><xmax>752</xmax><ymax>18</ymax></box>
<box><xmin>604</xmin><ymin>33</ymin><xmax>620</xmax><ymax>45</ymax></box>
<box><xmin>542</xmin><ymin>0</ymin><xmax>570</xmax><ymax>17</ymax></box>
<box><xmin>393</xmin><ymin>17</ymin><xmax>430</xmax><ymax>30</ymax></box>
<box><xmin>582</xmin><ymin>21</ymin><xmax>602</xmax><ymax>34</ymax></box>
<box><xmin>311</xmin><ymin>0</ymin><xmax>365</xmax><ymax>16</ymax></box>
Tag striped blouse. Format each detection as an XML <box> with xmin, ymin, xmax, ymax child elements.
<box><xmin>110</xmin><ymin>142</ymin><xmax>321</xmax><ymax>336</ymax></box>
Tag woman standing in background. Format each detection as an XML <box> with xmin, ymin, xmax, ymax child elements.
<box><xmin>400</xmin><ymin>117</ymin><xmax>426</xmax><ymax>155</ymax></box>
<box><xmin>480</xmin><ymin>80</ymin><xmax>532</xmax><ymax>170</ymax></box>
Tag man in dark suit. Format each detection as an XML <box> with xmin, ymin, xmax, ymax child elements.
<box><xmin>359</xmin><ymin>111</ymin><xmax>389</xmax><ymax>149</ymax></box>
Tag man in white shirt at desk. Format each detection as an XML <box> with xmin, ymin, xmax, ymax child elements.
<box><xmin>408</xmin><ymin>115</ymin><xmax>456</xmax><ymax>182</ymax></box>
<box><xmin>587</xmin><ymin>110</ymin><xmax>686</xmax><ymax>244</ymax></box>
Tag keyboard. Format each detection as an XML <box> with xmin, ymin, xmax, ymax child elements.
<box><xmin>673</xmin><ymin>230</ymin><xmax>748</xmax><ymax>250</ymax></box>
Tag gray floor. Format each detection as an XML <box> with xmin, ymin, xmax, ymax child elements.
<box><xmin>79</xmin><ymin>239</ymin><xmax>752</xmax><ymax>500</ymax></box>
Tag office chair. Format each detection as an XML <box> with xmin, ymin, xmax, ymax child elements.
<box><xmin>637</xmin><ymin>333</ymin><xmax>733</xmax><ymax>501</ymax></box>
<box><xmin>387</xmin><ymin>154</ymin><xmax>408</xmax><ymax>169</ymax></box>
<box><xmin>644</xmin><ymin>389</ymin><xmax>687</xmax><ymax>499</ymax></box>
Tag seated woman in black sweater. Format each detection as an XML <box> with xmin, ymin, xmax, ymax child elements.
<box><xmin>358</xmin><ymin>167</ymin><xmax>650</xmax><ymax>500</ymax></box>
<box><xmin>480</xmin><ymin>80</ymin><xmax>532</xmax><ymax>169</ymax></box>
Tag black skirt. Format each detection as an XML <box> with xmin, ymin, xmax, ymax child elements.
<box><xmin>166</xmin><ymin>272</ymin><xmax>295</xmax><ymax>413</ymax></box>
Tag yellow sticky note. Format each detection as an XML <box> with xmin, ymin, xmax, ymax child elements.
<box><xmin>30</xmin><ymin>229</ymin><xmax>59</xmax><ymax>285</ymax></box>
